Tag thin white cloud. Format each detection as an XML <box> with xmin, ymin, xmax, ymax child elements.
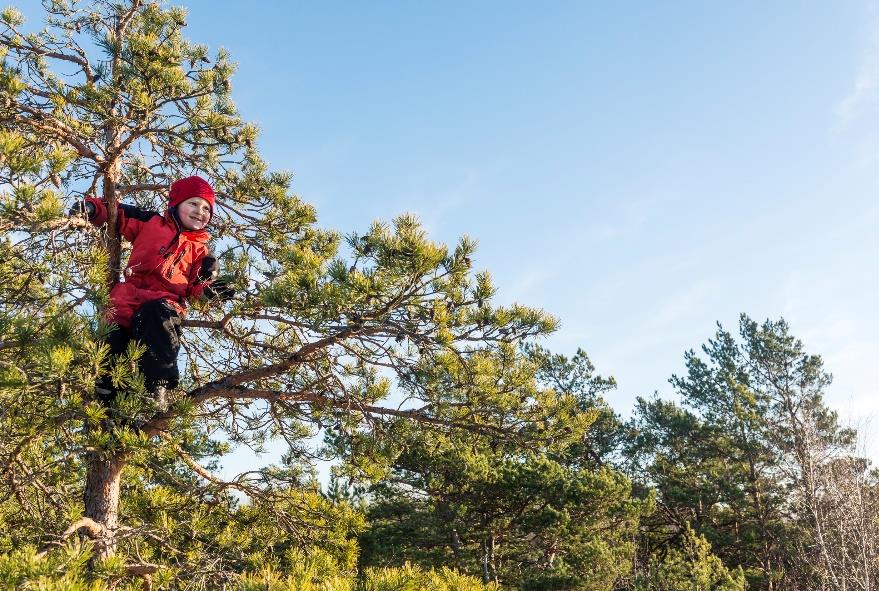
<box><xmin>835</xmin><ymin>4</ymin><xmax>879</xmax><ymax>130</ymax></box>
<box><xmin>503</xmin><ymin>266</ymin><xmax>558</xmax><ymax>304</ymax></box>
<box><xmin>407</xmin><ymin>169</ymin><xmax>480</xmax><ymax>237</ymax></box>
<box><xmin>777</xmin><ymin>269</ymin><xmax>879</xmax><ymax>461</ymax></box>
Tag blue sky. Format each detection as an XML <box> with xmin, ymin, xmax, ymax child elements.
<box><xmin>18</xmin><ymin>1</ymin><xmax>879</xmax><ymax>466</ymax></box>
<box><xmin>186</xmin><ymin>2</ymin><xmax>879</xmax><ymax>436</ymax></box>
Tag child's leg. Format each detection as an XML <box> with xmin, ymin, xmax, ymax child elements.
<box><xmin>95</xmin><ymin>326</ymin><xmax>131</xmax><ymax>404</ymax></box>
<box><xmin>131</xmin><ymin>299</ymin><xmax>182</xmax><ymax>391</ymax></box>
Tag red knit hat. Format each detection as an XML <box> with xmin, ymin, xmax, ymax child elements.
<box><xmin>168</xmin><ymin>176</ymin><xmax>215</xmax><ymax>213</ymax></box>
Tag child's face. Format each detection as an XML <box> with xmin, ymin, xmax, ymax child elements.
<box><xmin>177</xmin><ymin>197</ymin><xmax>211</xmax><ymax>230</ymax></box>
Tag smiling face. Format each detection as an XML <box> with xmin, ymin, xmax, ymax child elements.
<box><xmin>177</xmin><ymin>196</ymin><xmax>211</xmax><ymax>230</ymax></box>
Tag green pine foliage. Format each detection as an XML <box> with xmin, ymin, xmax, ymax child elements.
<box><xmin>233</xmin><ymin>562</ymin><xmax>497</xmax><ymax>591</ymax></box>
<box><xmin>0</xmin><ymin>545</ymin><xmax>498</xmax><ymax>591</ymax></box>
<box><xmin>359</xmin><ymin>347</ymin><xmax>649</xmax><ymax>590</ymax></box>
<box><xmin>356</xmin><ymin>564</ymin><xmax>499</xmax><ymax>591</ymax></box>
<box><xmin>627</xmin><ymin>314</ymin><xmax>860</xmax><ymax>590</ymax></box>
<box><xmin>634</xmin><ymin>525</ymin><xmax>747</xmax><ymax>591</ymax></box>
<box><xmin>0</xmin><ymin>543</ymin><xmax>117</xmax><ymax>591</ymax></box>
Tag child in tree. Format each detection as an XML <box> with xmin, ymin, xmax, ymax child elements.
<box><xmin>70</xmin><ymin>175</ymin><xmax>233</xmax><ymax>411</ymax></box>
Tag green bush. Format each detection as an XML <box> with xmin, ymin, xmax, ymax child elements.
<box><xmin>232</xmin><ymin>562</ymin><xmax>496</xmax><ymax>591</ymax></box>
<box><xmin>635</xmin><ymin>525</ymin><xmax>747</xmax><ymax>591</ymax></box>
<box><xmin>1</xmin><ymin>546</ymin><xmax>495</xmax><ymax>591</ymax></box>
<box><xmin>0</xmin><ymin>544</ymin><xmax>107</xmax><ymax>591</ymax></box>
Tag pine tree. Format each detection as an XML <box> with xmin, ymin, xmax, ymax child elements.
<box><xmin>0</xmin><ymin>1</ymin><xmax>556</xmax><ymax>586</ymax></box>
<box><xmin>359</xmin><ymin>347</ymin><xmax>648</xmax><ymax>590</ymax></box>
<box><xmin>627</xmin><ymin>314</ymin><xmax>856</xmax><ymax>590</ymax></box>
<box><xmin>634</xmin><ymin>524</ymin><xmax>747</xmax><ymax>591</ymax></box>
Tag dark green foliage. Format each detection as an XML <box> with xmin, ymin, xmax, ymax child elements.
<box><xmin>628</xmin><ymin>315</ymin><xmax>857</xmax><ymax>590</ymax></box>
<box><xmin>633</xmin><ymin>524</ymin><xmax>747</xmax><ymax>591</ymax></box>
<box><xmin>360</xmin><ymin>348</ymin><xmax>649</xmax><ymax>590</ymax></box>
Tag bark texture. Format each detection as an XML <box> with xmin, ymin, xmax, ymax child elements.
<box><xmin>83</xmin><ymin>445</ymin><xmax>125</xmax><ymax>559</ymax></box>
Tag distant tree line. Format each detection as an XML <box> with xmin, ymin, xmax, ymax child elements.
<box><xmin>357</xmin><ymin>316</ymin><xmax>876</xmax><ymax>591</ymax></box>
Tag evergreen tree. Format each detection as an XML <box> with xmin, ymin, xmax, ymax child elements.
<box><xmin>360</xmin><ymin>347</ymin><xmax>648</xmax><ymax>590</ymax></box>
<box><xmin>0</xmin><ymin>1</ymin><xmax>556</xmax><ymax>586</ymax></box>
<box><xmin>633</xmin><ymin>524</ymin><xmax>747</xmax><ymax>591</ymax></box>
<box><xmin>627</xmin><ymin>314</ymin><xmax>855</xmax><ymax>591</ymax></box>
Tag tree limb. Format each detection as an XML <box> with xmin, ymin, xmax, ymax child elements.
<box><xmin>35</xmin><ymin>517</ymin><xmax>106</xmax><ymax>558</ymax></box>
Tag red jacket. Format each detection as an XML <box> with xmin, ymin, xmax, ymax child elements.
<box><xmin>86</xmin><ymin>197</ymin><xmax>212</xmax><ymax>329</ymax></box>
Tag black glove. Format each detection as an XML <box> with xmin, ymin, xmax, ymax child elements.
<box><xmin>68</xmin><ymin>200</ymin><xmax>96</xmax><ymax>219</ymax></box>
<box><xmin>204</xmin><ymin>277</ymin><xmax>236</xmax><ymax>302</ymax></box>
<box><xmin>198</xmin><ymin>255</ymin><xmax>219</xmax><ymax>282</ymax></box>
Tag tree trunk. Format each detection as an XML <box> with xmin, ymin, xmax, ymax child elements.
<box><xmin>84</xmin><ymin>445</ymin><xmax>126</xmax><ymax>559</ymax></box>
<box><xmin>103</xmin><ymin>161</ymin><xmax>121</xmax><ymax>286</ymax></box>
<box><xmin>88</xmin><ymin>156</ymin><xmax>123</xmax><ymax>561</ymax></box>
<box><xmin>481</xmin><ymin>538</ymin><xmax>490</xmax><ymax>583</ymax></box>
<box><xmin>487</xmin><ymin>534</ymin><xmax>498</xmax><ymax>583</ymax></box>
<box><xmin>450</xmin><ymin>528</ymin><xmax>462</xmax><ymax>569</ymax></box>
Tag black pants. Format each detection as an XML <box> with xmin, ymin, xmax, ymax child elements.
<box><xmin>96</xmin><ymin>299</ymin><xmax>182</xmax><ymax>404</ymax></box>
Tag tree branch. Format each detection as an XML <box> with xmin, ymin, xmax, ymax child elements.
<box><xmin>35</xmin><ymin>517</ymin><xmax>105</xmax><ymax>559</ymax></box>
<box><xmin>163</xmin><ymin>433</ymin><xmax>261</xmax><ymax>497</ymax></box>
<box><xmin>117</xmin><ymin>182</ymin><xmax>169</xmax><ymax>195</ymax></box>
<box><xmin>185</xmin><ymin>324</ymin><xmax>376</xmax><ymax>405</ymax></box>
<box><xmin>9</xmin><ymin>106</ymin><xmax>102</xmax><ymax>162</ymax></box>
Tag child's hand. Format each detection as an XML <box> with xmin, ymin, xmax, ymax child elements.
<box><xmin>198</xmin><ymin>255</ymin><xmax>219</xmax><ymax>282</ymax></box>
<box><xmin>68</xmin><ymin>200</ymin><xmax>96</xmax><ymax>219</ymax></box>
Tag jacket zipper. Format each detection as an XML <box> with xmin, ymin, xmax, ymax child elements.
<box><xmin>159</xmin><ymin>209</ymin><xmax>183</xmax><ymax>257</ymax></box>
<box><xmin>166</xmin><ymin>246</ymin><xmax>188</xmax><ymax>278</ymax></box>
